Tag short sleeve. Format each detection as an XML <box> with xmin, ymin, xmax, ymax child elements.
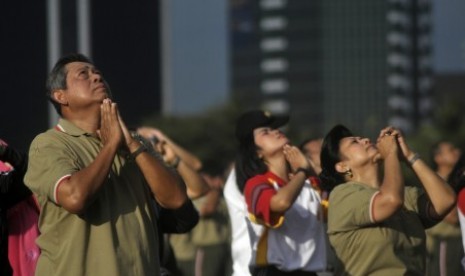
<box><xmin>24</xmin><ymin>134</ymin><xmax>80</xmax><ymax>204</ymax></box>
<box><xmin>327</xmin><ymin>183</ymin><xmax>379</xmax><ymax>234</ymax></box>
<box><xmin>244</xmin><ymin>175</ymin><xmax>283</xmax><ymax>227</ymax></box>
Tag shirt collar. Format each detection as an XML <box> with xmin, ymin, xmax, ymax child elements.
<box><xmin>55</xmin><ymin>118</ymin><xmax>92</xmax><ymax>137</ymax></box>
<box><xmin>265</xmin><ymin>171</ymin><xmax>286</xmax><ymax>186</ymax></box>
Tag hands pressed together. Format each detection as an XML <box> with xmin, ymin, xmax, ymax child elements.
<box><xmin>283</xmin><ymin>144</ymin><xmax>310</xmax><ymax>171</ymax></box>
<box><xmin>98</xmin><ymin>98</ymin><xmax>138</xmax><ymax>152</ymax></box>
<box><xmin>376</xmin><ymin>126</ymin><xmax>415</xmax><ymax>163</ymax></box>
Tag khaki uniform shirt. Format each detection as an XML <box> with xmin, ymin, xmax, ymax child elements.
<box><xmin>328</xmin><ymin>182</ymin><xmax>433</xmax><ymax>276</ymax></box>
<box><xmin>170</xmin><ymin>196</ymin><xmax>231</xmax><ymax>261</ymax></box>
<box><xmin>24</xmin><ymin>119</ymin><xmax>160</xmax><ymax>276</ymax></box>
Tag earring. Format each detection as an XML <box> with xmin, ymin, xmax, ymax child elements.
<box><xmin>345</xmin><ymin>169</ymin><xmax>353</xmax><ymax>178</ymax></box>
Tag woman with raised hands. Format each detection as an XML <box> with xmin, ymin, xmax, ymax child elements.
<box><xmin>319</xmin><ymin>125</ymin><xmax>456</xmax><ymax>275</ymax></box>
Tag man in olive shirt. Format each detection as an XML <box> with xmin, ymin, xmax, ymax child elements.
<box><xmin>24</xmin><ymin>54</ymin><xmax>188</xmax><ymax>276</ymax></box>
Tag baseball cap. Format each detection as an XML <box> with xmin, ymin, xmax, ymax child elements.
<box><xmin>235</xmin><ymin>110</ymin><xmax>289</xmax><ymax>143</ymax></box>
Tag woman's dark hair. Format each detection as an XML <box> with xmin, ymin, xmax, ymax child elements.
<box><xmin>448</xmin><ymin>152</ymin><xmax>465</xmax><ymax>194</ymax></box>
<box><xmin>234</xmin><ymin>134</ymin><xmax>268</xmax><ymax>193</ymax></box>
<box><xmin>46</xmin><ymin>53</ymin><xmax>93</xmax><ymax>116</ymax></box>
<box><xmin>319</xmin><ymin>124</ymin><xmax>353</xmax><ymax>191</ymax></box>
<box><xmin>430</xmin><ymin>140</ymin><xmax>449</xmax><ymax>171</ymax></box>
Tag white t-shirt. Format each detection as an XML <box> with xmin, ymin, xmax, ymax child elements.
<box><xmin>245</xmin><ymin>172</ymin><xmax>327</xmax><ymax>272</ymax></box>
<box><xmin>223</xmin><ymin>169</ymin><xmax>252</xmax><ymax>276</ymax></box>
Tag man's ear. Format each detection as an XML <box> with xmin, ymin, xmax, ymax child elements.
<box><xmin>52</xmin><ymin>89</ymin><xmax>68</xmax><ymax>105</ymax></box>
<box><xmin>335</xmin><ymin>161</ymin><xmax>348</xmax><ymax>174</ymax></box>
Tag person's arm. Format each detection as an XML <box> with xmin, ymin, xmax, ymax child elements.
<box><xmin>137</xmin><ymin>127</ymin><xmax>202</xmax><ymax>170</ymax></box>
<box><xmin>371</xmin><ymin>128</ymin><xmax>404</xmax><ymax>222</ymax></box>
<box><xmin>158</xmin><ymin>200</ymin><xmax>199</xmax><ymax>233</ymax></box>
<box><xmin>175</xmin><ymin>159</ymin><xmax>210</xmax><ymax>199</ymax></box>
<box><xmin>409</xmin><ymin>156</ymin><xmax>456</xmax><ymax>218</ymax></box>
<box><xmin>159</xmin><ymin>142</ymin><xmax>209</xmax><ymax>199</ymax></box>
<box><xmin>0</xmin><ymin>141</ymin><xmax>31</xmax><ymax>208</ymax></box>
<box><xmin>0</xmin><ymin>140</ymin><xmax>29</xmax><ymax>194</ymax></box>
<box><xmin>198</xmin><ymin>188</ymin><xmax>221</xmax><ymax>217</ymax></box>
<box><xmin>269</xmin><ymin>145</ymin><xmax>308</xmax><ymax>213</ymax></box>
<box><xmin>0</xmin><ymin>140</ymin><xmax>28</xmax><ymax>175</ymax></box>
<box><xmin>442</xmin><ymin>208</ymin><xmax>459</xmax><ymax>225</ymax></box>
<box><xmin>394</xmin><ymin>128</ymin><xmax>456</xmax><ymax>218</ymax></box>
<box><xmin>120</xmin><ymin>122</ymin><xmax>187</xmax><ymax>210</ymax></box>
<box><xmin>56</xmin><ymin>100</ymin><xmax>123</xmax><ymax>214</ymax></box>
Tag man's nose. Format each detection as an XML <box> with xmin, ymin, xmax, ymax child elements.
<box><xmin>91</xmin><ymin>72</ymin><xmax>102</xmax><ymax>82</ymax></box>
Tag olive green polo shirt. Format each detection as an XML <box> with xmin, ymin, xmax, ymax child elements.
<box><xmin>328</xmin><ymin>182</ymin><xmax>432</xmax><ymax>276</ymax></box>
<box><xmin>190</xmin><ymin>196</ymin><xmax>231</xmax><ymax>247</ymax></box>
<box><xmin>24</xmin><ymin>118</ymin><xmax>161</xmax><ymax>276</ymax></box>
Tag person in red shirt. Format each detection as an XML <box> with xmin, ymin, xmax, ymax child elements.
<box><xmin>234</xmin><ymin>110</ymin><xmax>327</xmax><ymax>276</ymax></box>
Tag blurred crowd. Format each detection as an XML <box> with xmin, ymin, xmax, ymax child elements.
<box><xmin>2</xmin><ymin>53</ymin><xmax>465</xmax><ymax>276</ymax></box>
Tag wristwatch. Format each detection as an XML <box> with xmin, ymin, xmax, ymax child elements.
<box><xmin>295</xmin><ymin>167</ymin><xmax>312</xmax><ymax>178</ymax></box>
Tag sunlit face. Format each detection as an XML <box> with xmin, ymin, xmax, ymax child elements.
<box><xmin>436</xmin><ymin>142</ymin><xmax>461</xmax><ymax>167</ymax></box>
<box><xmin>62</xmin><ymin>62</ymin><xmax>108</xmax><ymax>108</ymax></box>
<box><xmin>253</xmin><ymin>126</ymin><xmax>289</xmax><ymax>158</ymax></box>
<box><xmin>338</xmin><ymin>136</ymin><xmax>379</xmax><ymax>169</ymax></box>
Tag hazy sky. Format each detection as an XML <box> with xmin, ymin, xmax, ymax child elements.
<box><xmin>432</xmin><ymin>0</ymin><xmax>465</xmax><ymax>73</ymax></box>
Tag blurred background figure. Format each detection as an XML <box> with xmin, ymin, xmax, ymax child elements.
<box><xmin>169</xmin><ymin>160</ymin><xmax>232</xmax><ymax>276</ymax></box>
<box><xmin>137</xmin><ymin>126</ymin><xmax>210</xmax><ymax>275</ymax></box>
<box><xmin>426</xmin><ymin>140</ymin><xmax>464</xmax><ymax>276</ymax></box>
<box><xmin>299</xmin><ymin>136</ymin><xmax>335</xmax><ymax>274</ymax></box>
<box><xmin>300</xmin><ymin>137</ymin><xmax>323</xmax><ymax>176</ymax></box>
<box><xmin>0</xmin><ymin>139</ymin><xmax>39</xmax><ymax>276</ymax></box>
<box><xmin>194</xmin><ymin>164</ymin><xmax>232</xmax><ymax>276</ymax></box>
<box><xmin>224</xmin><ymin>167</ymin><xmax>252</xmax><ymax>276</ymax></box>
<box><xmin>137</xmin><ymin>126</ymin><xmax>208</xmax><ymax>198</ymax></box>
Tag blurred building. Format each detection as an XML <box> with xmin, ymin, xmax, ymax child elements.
<box><xmin>387</xmin><ymin>0</ymin><xmax>434</xmax><ymax>134</ymax></box>
<box><xmin>1</xmin><ymin>0</ymin><xmax>163</xmax><ymax>150</ymax></box>
<box><xmin>230</xmin><ymin>0</ymin><xmax>434</xmax><ymax>138</ymax></box>
<box><xmin>231</xmin><ymin>0</ymin><xmax>323</xmax><ymax>137</ymax></box>
<box><xmin>431</xmin><ymin>0</ymin><xmax>465</xmax><ymax>114</ymax></box>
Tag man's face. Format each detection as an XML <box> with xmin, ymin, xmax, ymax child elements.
<box><xmin>63</xmin><ymin>61</ymin><xmax>109</xmax><ymax>109</ymax></box>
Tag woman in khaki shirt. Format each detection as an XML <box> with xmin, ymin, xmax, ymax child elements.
<box><xmin>319</xmin><ymin>125</ymin><xmax>456</xmax><ymax>276</ymax></box>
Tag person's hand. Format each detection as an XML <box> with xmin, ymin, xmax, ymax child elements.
<box><xmin>159</xmin><ymin>142</ymin><xmax>178</xmax><ymax>165</ymax></box>
<box><xmin>377</xmin><ymin>126</ymin><xmax>412</xmax><ymax>161</ymax></box>
<box><xmin>98</xmin><ymin>98</ymin><xmax>123</xmax><ymax>148</ymax></box>
<box><xmin>116</xmin><ymin>111</ymin><xmax>139</xmax><ymax>151</ymax></box>
<box><xmin>283</xmin><ymin>144</ymin><xmax>310</xmax><ymax>172</ymax></box>
<box><xmin>137</xmin><ymin>127</ymin><xmax>167</xmax><ymax>143</ymax></box>
<box><xmin>0</xmin><ymin>161</ymin><xmax>12</xmax><ymax>172</ymax></box>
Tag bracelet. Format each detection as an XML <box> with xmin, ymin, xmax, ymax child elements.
<box><xmin>129</xmin><ymin>144</ymin><xmax>147</xmax><ymax>161</ymax></box>
<box><xmin>408</xmin><ymin>152</ymin><xmax>420</xmax><ymax>165</ymax></box>
<box><xmin>295</xmin><ymin>167</ymin><xmax>311</xmax><ymax>178</ymax></box>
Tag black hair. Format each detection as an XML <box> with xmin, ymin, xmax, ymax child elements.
<box><xmin>200</xmin><ymin>158</ymin><xmax>228</xmax><ymax>179</ymax></box>
<box><xmin>430</xmin><ymin>140</ymin><xmax>454</xmax><ymax>171</ymax></box>
<box><xmin>319</xmin><ymin>125</ymin><xmax>353</xmax><ymax>191</ymax></box>
<box><xmin>448</xmin><ymin>152</ymin><xmax>465</xmax><ymax>194</ymax></box>
<box><xmin>46</xmin><ymin>53</ymin><xmax>93</xmax><ymax>116</ymax></box>
<box><xmin>234</xmin><ymin>134</ymin><xmax>268</xmax><ymax>193</ymax></box>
